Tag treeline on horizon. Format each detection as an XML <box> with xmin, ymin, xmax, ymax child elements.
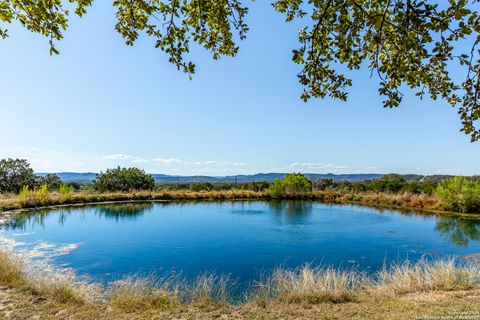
<box><xmin>1</xmin><ymin>158</ymin><xmax>480</xmax><ymax>213</ymax></box>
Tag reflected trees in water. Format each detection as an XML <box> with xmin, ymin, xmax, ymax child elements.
<box><xmin>3</xmin><ymin>202</ymin><xmax>154</xmax><ymax>230</ymax></box>
<box><xmin>435</xmin><ymin>216</ymin><xmax>480</xmax><ymax>247</ymax></box>
<box><xmin>3</xmin><ymin>202</ymin><xmax>480</xmax><ymax>250</ymax></box>
<box><xmin>268</xmin><ymin>201</ymin><xmax>313</xmax><ymax>225</ymax></box>
<box><xmin>95</xmin><ymin>203</ymin><xmax>154</xmax><ymax>221</ymax></box>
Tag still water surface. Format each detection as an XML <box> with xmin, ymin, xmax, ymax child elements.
<box><xmin>1</xmin><ymin>201</ymin><xmax>479</xmax><ymax>284</ymax></box>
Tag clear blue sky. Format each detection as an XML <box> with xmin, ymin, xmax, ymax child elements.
<box><xmin>0</xmin><ymin>1</ymin><xmax>478</xmax><ymax>176</ymax></box>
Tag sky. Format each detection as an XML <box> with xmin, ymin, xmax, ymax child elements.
<box><xmin>0</xmin><ymin>1</ymin><xmax>479</xmax><ymax>176</ymax></box>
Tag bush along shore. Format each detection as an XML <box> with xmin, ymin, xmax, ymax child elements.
<box><xmin>0</xmin><ymin>250</ymin><xmax>479</xmax><ymax>319</ymax></box>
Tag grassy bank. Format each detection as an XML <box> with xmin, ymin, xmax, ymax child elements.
<box><xmin>0</xmin><ymin>251</ymin><xmax>479</xmax><ymax>319</ymax></box>
<box><xmin>0</xmin><ymin>189</ymin><xmax>447</xmax><ymax>215</ymax></box>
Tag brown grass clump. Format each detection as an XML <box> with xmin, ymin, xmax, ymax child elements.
<box><xmin>0</xmin><ymin>251</ymin><xmax>89</xmax><ymax>305</ymax></box>
<box><xmin>108</xmin><ymin>272</ymin><xmax>234</xmax><ymax>313</ymax></box>
<box><xmin>108</xmin><ymin>276</ymin><xmax>179</xmax><ymax>311</ymax></box>
<box><xmin>249</xmin><ymin>259</ymin><xmax>480</xmax><ymax>305</ymax></box>
<box><xmin>374</xmin><ymin>259</ymin><xmax>480</xmax><ymax>296</ymax></box>
<box><xmin>0</xmin><ymin>251</ymin><xmax>28</xmax><ymax>289</ymax></box>
<box><xmin>253</xmin><ymin>265</ymin><xmax>369</xmax><ymax>304</ymax></box>
<box><xmin>39</xmin><ymin>278</ymin><xmax>86</xmax><ymax>304</ymax></box>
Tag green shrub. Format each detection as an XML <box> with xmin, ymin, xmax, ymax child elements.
<box><xmin>349</xmin><ymin>182</ymin><xmax>367</xmax><ymax>193</ymax></box>
<box><xmin>94</xmin><ymin>167</ymin><xmax>155</xmax><ymax>192</ymax></box>
<box><xmin>284</xmin><ymin>173</ymin><xmax>312</xmax><ymax>195</ymax></box>
<box><xmin>268</xmin><ymin>173</ymin><xmax>312</xmax><ymax>198</ymax></box>
<box><xmin>368</xmin><ymin>174</ymin><xmax>406</xmax><ymax>193</ymax></box>
<box><xmin>18</xmin><ymin>185</ymin><xmax>30</xmax><ymax>205</ymax></box>
<box><xmin>435</xmin><ymin>177</ymin><xmax>480</xmax><ymax>213</ymax></box>
<box><xmin>34</xmin><ymin>184</ymin><xmax>49</xmax><ymax>205</ymax></box>
<box><xmin>400</xmin><ymin>181</ymin><xmax>437</xmax><ymax>195</ymax></box>
<box><xmin>313</xmin><ymin>179</ymin><xmax>335</xmax><ymax>191</ymax></box>
<box><xmin>269</xmin><ymin>179</ymin><xmax>286</xmax><ymax>198</ymax></box>
<box><xmin>158</xmin><ymin>181</ymin><xmax>270</xmax><ymax>192</ymax></box>
<box><xmin>59</xmin><ymin>184</ymin><xmax>74</xmax><ymax>199</ymax></box>
<box><xmin>190</xmin><ymin>183</ymin><xmax>214</xmax><ymax>192</ymax></box>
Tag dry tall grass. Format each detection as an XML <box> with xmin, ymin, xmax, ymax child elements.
<box><xmin>250</xmin><ymin>259</ymin><xmax>480</xmax><ymax>305</ymax></box>
<box><xmin>0</xmin><ymin>250</ymin><xmax>28</xmax><ymax>289</ymax></box>
<box><xmin>0</xmin><ymin>189</ymin><xmax>447</xmax><ymax>215</ymax></box>
<box><xmin>108</xmin><ymin>276</ymin><xmax>179</xmax><ymax>311</ymax></box>
<box><xmin>375</xmin><ymin>259</ymin><xmax>479</xmax><ymax>295</ymax></box>
<box><xmin>0</xmin><ymin>190</ymin><xmax>267</xmax><ymax>212</ymax></box>
<box><xmin>0</xmin><ymin>250</ymin><xmax>88</xmax><ymax>305</ymax></box>
<box><xmin>252</xmin><ymin>265</ymin><xmax>369</xmax><ymax>303</ymax></box>
<box><xmin>0</xmin><ymin>250</ymin><xmax>479</xmax><ymax>319</ymax></box>
<box><xmin>314</xmin><ymin>190</ymin><xmax>443</xmax><ymax>212</ymax></box>
<box><xmin>108</xmin><ymin>272</ymin><xmax>234</xmax><ymax>313</ymax></box>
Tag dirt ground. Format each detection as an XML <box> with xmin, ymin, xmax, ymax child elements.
<box><xmin>1</xmin><ymin>285</ymin><xmax>480</xmax><ymax>320</ymax></box>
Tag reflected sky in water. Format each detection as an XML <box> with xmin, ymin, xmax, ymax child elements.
<box><xmin>1</xmin><ymin>201</ymin><xmax>479</xmax><ymax>284</ymax></box>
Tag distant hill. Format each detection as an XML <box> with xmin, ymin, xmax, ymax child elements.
<box><xmin>37</xmin><ymin>172</ymin><xmax>455</xmax><ymax>184</ymax></box>
<box><xmin>219</xmin><ymin>173</ymin><xmax>385</xmax><ymax>183</ymax></box>
<box><xmin>37</xmin><ymin>172</ymin><xmax>97</xmax><ymax>182</ymax></box>
<box><xmin>38</xmin><ymin>172</ymin><xmax>385</xmax><ymax>184</ymax></box>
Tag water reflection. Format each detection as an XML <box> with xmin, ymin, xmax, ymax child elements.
<box><xmin>1</xmin><ymin>202</ymin><xmax>154</xmax><ymax>230</ymax></box>
<box><xmin>3</xmin><ymin>210</ymin><xmax>51</xmax><ymax>230</ymax></box>
<box><xmin>95</xmin><ymin>202</ymin><xmax>154</xmax><ymax>221</ymax></box>
<box><xmin>268</xmin><ymin>201</ymin><xmax>313</xmax><ymax>225</ymax></box>
<box><xmin>435</xmin><ymin>216</ymin><xmax>480</xmax><ymax>247</ymax></box>
<box><xmin>2</xmin><ymin>202</ymin><xmax>480</xmax><ymax>249</ymax></box>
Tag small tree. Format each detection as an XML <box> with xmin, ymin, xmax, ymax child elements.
<box><xmin>284</xmin><ymin>173</ymin><xmax>312</xmax><ymax>196</ymax></box>
<box><xmin>368</xmin><ymin>174</ymin><xmax>406</xmax><ymax>193</ymax></box>
<box><xmin>436</xmin><ymin>177</ymin><xmax>480</xmax><ymax>214</ymax></box>
<box><xmin>94</xmin><ymin>167</ymin><xmax>155</xmax><ymax>192</ymax></box>
<box><xmin>0</xmin><ymin>158</ymin><xmax>36</xmax><ymax>193</ymax></box>
<box><xmin>269</xmin><ymin>173</ymin><xmax>312</xmax><ymax>198</ymax></box>
<box><xmin>36</xmin><ymin>173</ymin><xmax>62</xmax><ymax>190</ymax></box>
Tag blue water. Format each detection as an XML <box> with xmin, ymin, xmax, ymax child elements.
<box><xmin>1</xmin><ymin>201</ymin><xmax>479</xmax><ymax>284</ymax></box>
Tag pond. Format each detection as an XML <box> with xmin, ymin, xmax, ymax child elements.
<box><xmin>1</xmin><ymin>201</ymin><xmax>479</xmax><ymax>286</ymax></box>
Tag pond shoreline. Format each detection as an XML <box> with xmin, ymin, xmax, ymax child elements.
<box><xmin>0</xmin><ymin>189</ymin><xmax>475</xmax><ymax>220</ymax></box>
<box><xmin>6</xmin><ymin>191</ymin><xmax>480</xmax><ymax>224</ymax></box>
